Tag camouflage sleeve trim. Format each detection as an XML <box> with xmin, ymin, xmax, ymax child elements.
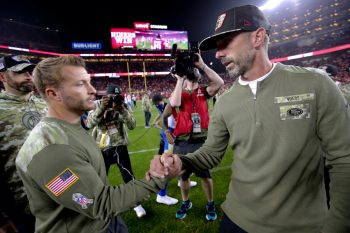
<box><xmin>16</xmin><ymin>121</ymin><xmax>69</xmax><ymax>172</ymax></box>
<box><xmin>121</xmin><ymin>109</ymin><xmax>136</xmax><ymax>129</ymax></box>
<box><xmin>86</xmin><ymin>105</ymin><xmax>104</xmax><ymax>128</ymax></box>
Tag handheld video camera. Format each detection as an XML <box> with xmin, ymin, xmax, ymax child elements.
<box><xmin>107</xmin><ymin>86</ymin><xmax>124</xmax><ymax>108</ymax></box>
<box><xmin>108</xmin><ymin>94</ymin><xmax>124</xmax><ymax>107</ymax></box>
<box><xmin>170</xmin><ymin>42</ymin><xmax>200</xmax><ymax>81</ymax></box>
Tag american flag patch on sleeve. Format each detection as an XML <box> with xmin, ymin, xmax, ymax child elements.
<box><xmin>46</xmin><ymin>168</ymin><xmax>79</xmax><ymax>196</ymax></box>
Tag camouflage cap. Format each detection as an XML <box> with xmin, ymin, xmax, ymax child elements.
<box><xmin>0</xmin><ymin>55</ymin><xmax>36</xmax><ymax>72</ymax></box>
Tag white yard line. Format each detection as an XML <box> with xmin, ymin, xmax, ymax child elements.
<box><xmin>129</xmin><ymin>148</ymin><xmax>159</xmax><ymax>154</ymax></box>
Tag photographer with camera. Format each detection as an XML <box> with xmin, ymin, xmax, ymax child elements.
<box><xmin>87</xmin><ymin>85</ymin><xmax>146</xmax><ymax>218</ymax></box>
<box><xmin>167</xmin><ymin>50</ymin><xmax>223</xmax><ymax>220</ymax></box>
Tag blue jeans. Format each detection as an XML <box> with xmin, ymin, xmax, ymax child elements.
<box><xmin>144</xmin><ymin>111</ymin><xmax>151</xmax><ymax>127</ymax></box>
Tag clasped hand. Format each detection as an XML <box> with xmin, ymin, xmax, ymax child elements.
<box><xmin>146</xmin><ymin>154</ymin><xmax>182</xmax><ymax>180</ymax></box>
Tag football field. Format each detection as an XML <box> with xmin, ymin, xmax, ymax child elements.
<box><xmin>108</xmin><ymin>101</ymin><xmax>233</xmax><ymax>233</ymax></box>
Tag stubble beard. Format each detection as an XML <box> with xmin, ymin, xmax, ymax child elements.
<box><xmin>8</xmin><ymin>79</ymin><xmax>34</xmax><ymax>93</ymax></box>
<box><xmin>226</xmin><ymin>49</ymin><xmax>255</xmax><ymax>80</ymax></box>
<box><xmin>18</xmin><ymin>82</ymin><xmax>34</xmax><ymax>93</ymax></box>
<box><xmin>63</xmin><ymin>94</ymin><xmax>94</xmax><ymax>116</ymax></box>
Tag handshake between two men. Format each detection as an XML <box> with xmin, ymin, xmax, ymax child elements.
<box><xmin>146</xmin><ymin>154</ymin><xmax>183</xmax><ymax>181</ymax></box>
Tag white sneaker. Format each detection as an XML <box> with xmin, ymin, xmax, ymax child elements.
<box><xmin>177</xmin><ymin>180</ymin><xmax>198</xmax><ymax>188</ymax></box>
<box><xmin>156</xmin><ymin>194</ymin><xmax>178</xmax><ymax>205</ymax></box>
<box><xmin>134</xmin><ymin>205</ymin><xmax>146</xmax><ymax>218</ymax></box>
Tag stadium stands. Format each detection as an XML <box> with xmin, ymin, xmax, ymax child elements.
<box><xmin>0</xmin><ymin>0</ymin><xmax>349</xmax><ymax>95</ymax></box>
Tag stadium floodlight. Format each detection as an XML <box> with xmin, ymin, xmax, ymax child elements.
<box><xmin>259</xmin><ymin>0</ymin><xmax>285</xmax><ymax>11</ymax></box>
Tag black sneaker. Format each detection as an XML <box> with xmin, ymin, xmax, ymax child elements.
<box><xmin>205</xmin><ymin>202</ymin><xmax>217</xmax><ymax>221</ymax></box>
<box><xmin>176</xmin><ymin>200</ymin><xmax>192</xmax><ymax>219</ymax></box>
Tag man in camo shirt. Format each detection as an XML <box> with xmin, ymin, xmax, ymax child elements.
<box><xmin>87</xmin><ymin>85</ymin><xmax>147</xmax><ymax>218</ymax></box>
<box><xmin>0</xmin><ymin>55</ymin><xmax>46</xmax><ymax>233</ymax></box>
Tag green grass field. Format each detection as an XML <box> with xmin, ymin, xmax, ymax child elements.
<box><xmin>108</xmin><ymin>101</ymin><xmax>233</xmax><ymax>233</ymax></box>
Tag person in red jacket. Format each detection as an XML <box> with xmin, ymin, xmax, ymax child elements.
<box><xmin>166</xmin><ymin>53</ymin><xmax>223</xmax><ymax>220</ymax></box>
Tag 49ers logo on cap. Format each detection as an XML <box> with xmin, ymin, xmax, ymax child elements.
<box><xmin>215</xmin><ymin>13</ymin><xmax>226</xmax><ymax>31</ymax></box>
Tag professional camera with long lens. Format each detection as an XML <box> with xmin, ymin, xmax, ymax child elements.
<box><xmin>108</xmin><ymin>94</ymin><xmax>124</xmax><ymax>107</ymax></box>
<box><xmin>170</xmin><ymin>42</ymin><xmax>200</xmax><ymax>81</ymax></box>
<box><xmin>107</xmin><ymin>87</ymin><xmax>124</xmax><ymax>108</ymax></box>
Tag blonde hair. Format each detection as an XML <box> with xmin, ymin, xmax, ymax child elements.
<box><xmin>33</xmin><ymin>56</ymin><xmax>86</xmax><ymax>98</ymax></box>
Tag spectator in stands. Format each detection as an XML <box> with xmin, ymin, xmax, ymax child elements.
<box><xmin>0</xmin><ymin>55</ymin><xmax>47</xmax><ymax>233</ymax></box>
<box><xmin>87</xmin><ymin>84</ymin><xmax>146</xmax><ymax>218</ymax></box>
<box><xmin>15</xmin><ymin>56</ymin><xmax>166</xmax><ymax>233</ymax></box>
<box><xmin>142</xmin><ymin>91</ymin><xmax>152</xmax><ymax>128</ymax></box>
<box><xmin>165</xmin><ymin>51</ymin><xmax>223</xmax><ymax>221</ymax></box>
<box><xmin>150</xmin><ymin>5</ymin><xmax>350</xmax><ymax>233</ymax></box>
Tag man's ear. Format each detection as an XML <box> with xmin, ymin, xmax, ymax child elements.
<box><xmin>0</xmin><ymin>72</ymin><xmax>7</xmax><ymax>83</ymax></box>
<box><xmin>252</xmin><ymin>28</ymin><xmax>266</xmax><ymax>48</ymax></box>
<box><xmin>46</xmin><ymin>87</ymin><xmax>61</xmax><ymax>101</ymax></box>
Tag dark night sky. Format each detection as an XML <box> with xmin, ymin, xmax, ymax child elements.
<box><xmin>0</xmin><ymin>0</ymin><xmax>264</xmax><ymax>42</ymax></box>
<box><xmin>0</xmin><ymin>0</ymin><xmax>264</xmax><ymax>71</ymax></box>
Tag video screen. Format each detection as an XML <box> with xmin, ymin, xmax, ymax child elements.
<box><xmin>111</xmin><ymin>28</ymin><xmax>188</xmax><ymax>50</ymax></box>
<box><xmin>135</xmin><ymin>30</ymin><xmax>188</xmax><ymax>50</ymax></box>
<box><xmin>110</xmin><ymin>28</ymin><xmax>137</xmax><ymax>49</ymax></box>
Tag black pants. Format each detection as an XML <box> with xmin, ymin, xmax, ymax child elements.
<box><xmin>0</xmin><ymin>182</ymin><xmax>35</xmax><ymax>233</ymax></box>
<box><xmin>158</xmin><ymin>139</ymin><xmax>165</xmax><ymax>155</ymax></box>
<box><xmin>220</xmin><ymin>213</ymin><xmax>247</xmax><ymax>233</ymax></box>
<box><xmin>105</xmin><ymin>215</ymin><xmax>128</xmax><ymax>233</ymax></box>
<box><xmin>173</xmin><ymin>140</ymin><xmax>211</xmax><ymax>180</ymax></box>
<box><xmin>1</xmin><ymin>212</ymin><xmax>35</xmax><ymax>233</ymax></box>
<box><xmin>324</xmin><ymin>165</ymin><xmax>330</xmax><ymax>209</ymax></box>
<box><xmin>102</xmin><ymin>146</ymin><xmax>135</xmax><ymax>183</ymax></box>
